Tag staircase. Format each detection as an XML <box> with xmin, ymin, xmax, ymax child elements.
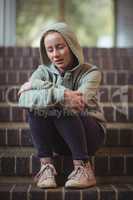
<box><xmin>0</xmin><ymin>47</ymin><xmax>133</xmax><ymax>200</ymax></box>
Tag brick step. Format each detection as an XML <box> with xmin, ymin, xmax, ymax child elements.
<box><xmin>1</xmin><ymin>51</ymin><xmax>133</xmax><ymax>70</ymax></box>
<box><xmin>0</xmin><ymin>125</ymin><xmax>133</xmax><ymax>148</ymax></box>
<box><xmin>0</xmin><ymin>122</ymin><xmax>133</xmax><ymax>128</ymax></box>
<box><xmin>0</xmin><ymin>103</ymin><xmax>132</xmax><ymax>123</ymax></box>
<box><xmin>0</xmin><ymin>147</ymin><xmax>132</xmax><ymax>156</ymax></box>
<box><xmin>0</xmin><ymin>183</ymin><xmax>133</xmax><ymax>200</ymax></box>
<box><xmin>1</xmin><ymin>176</ymin><xmax>133</xmax><ymax>184</ymax></box>
<box><xmin>0</xmin><ymin>70</ymin><xmax>133</xmax><ymax>85</ymax></box>
<box><xmin>1</xmin><ymin>102</ymin><xmax>132</xmax><ymax>107</ymax></box>
<box><xmin>0</xmin><ymin>147</ymin><xmax>133</xmax><ymax>177</ymax></box>
<box><xmin>1</xmin><ymin>47</ymin><xmax>133</xmax><ymax>56</ymax></box>
<box><xmin>0</xmin><ymin>122</ymin><xmax>132</xmax><ymax>130</ymax></box>
<box><xmin>0</xmin><ymin>85</ymin><xmax>133</xmax><ymax>104</ymax></box>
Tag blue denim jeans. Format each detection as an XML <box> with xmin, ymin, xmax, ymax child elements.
<box><xmin>28</xmin><ymin>109</ymin><xmax>105</xmax><ymax>160</ymax></box>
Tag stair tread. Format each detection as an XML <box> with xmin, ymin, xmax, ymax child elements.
<box><xmin>0</xmin><ymin>176</ymin><xmax>133</xmax><ymax>184</ymax></box>
<box><xmin>1</xmin><ymin>102</ymin><xmax>133</xmax><ymax>107</ymax></box>
<box><xmin>0</xmin><ymin>182</ymin><xmax>133</xmax><ymax>200</ymax></box>
<box><xmin>0</xmin><ymin>122</ymin><xmax>133</xmax><ymax>129</ymax></box>
<box><xmin>0</xmin><ymin>147</ymin><xmax>132</xmax><ymax>156</ymax></box>
<box><xmin>0</xmin><ymin>182</ymin><xmax>133</xmax><ymax>187</ymax></box>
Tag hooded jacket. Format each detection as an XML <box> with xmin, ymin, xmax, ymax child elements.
<box><xmin>18</xmin><ymin>22</ymin><xmax>106</xmax><ymax>131</ymax></box>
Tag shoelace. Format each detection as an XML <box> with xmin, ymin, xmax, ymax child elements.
<box><xmin>34</xmin><ymin>163</ymin><xmax>57</xmax><ymax>182</ymax></box>
<box><xmin>68</xmin><ymin>165</ymin><xmax>93</xmax><ymax>181</ymax></box>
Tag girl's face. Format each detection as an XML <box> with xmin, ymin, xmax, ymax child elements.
<box><xmin>44</xmin><ymin>32</ymin><xmax>74</xmax><ymax>72</ymax></box>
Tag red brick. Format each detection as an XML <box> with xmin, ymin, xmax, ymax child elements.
<box><xmin>28</xmin><ymin>70</ymin><xmax>34</xmax><ymax>77</ymax></box>
<box><xmin>1</xmin><ymin>157</ymin><xmax>15</xmax><ymax>175</ymax></box>
<box><xmin>115</xmin><ymin>107</ymin><xmax>129</xmax><ymax>122</ymax></box>
<box><xmin>7</xmin><ymin>71</ymin><xmax>17</xmax><ymax>84</ymax></box>
<box><xmin>7</xmin><ymin>129</ymin><xmax>19</xmax><ymax>146</ymax></box>
<box><xmin>15</xmin><ymin>47</ymin><xmax>31</xmax><ymax>57</ymax></box>
<box><xmin>101</xmin><ymin>56</ymin><xmax>113</xmax><ymax>69</ymax></box>
<box><xmin>0</xmin><ymin>47</ymin><xmax>5</xmax><ymax>57</ymax></box>
<box><xmin>117</xmin><ymin>72</ymin><xmax>128</xmax><ymax>85</ymax></box>
<box><xmin>128</xmin><ymin>72</ymin><xmax>133</xmax><ymax>84</ymax></box>
<box><xmin>0</xmin><ymin>58</ymin><xmax>4</xmax><ymax>69</ymax></box>
<box><xmin>19</xmin><ymin>71</ymin><xmax>29</xmax><ymax>84</ymax></box>
<box><xmin>120</xmin><ymin>129</ymin><xmax>133</xmax><ymax>146</ymax></box>
<box><xmin>100</xmin><ymin>72</ymin><xmax>105</xmax><ymax>85</ymax></box>
<box><xmin>12</xmin><ymin>184</ymin><xmax>29</xmax><ymax>200</ymax></box>
<box><xmin>106</xmin><ymin>71</ymin><xmax>116</xmax><ymax>85</ymax></box>
<box><xmin>90</xmin><ymin>48</ymin><xmax>100</xmax><ymax>57</ymax></box>
<box><xmin>21</xmin><ymin>129</ymin><xmax>33</xmax><ymax>146</ymax></box>
<box><xmin>87</xmin><ymin>48</ymin><xmax>92</xmax><ymax>58</ymax></box>
<box><xmin>99</xmin><ymin>48</ymin><xmax>110</xmax><ymax>56</ymax></box>
<box><xmin>99</xmin><ymin>87</ymin><xmax>109</xmax><ymax>102</ymax></box>
<box><xmin>11</xmin><ymin>107</ymin><xmax>25</xmax><ymax>122</ymax></box>
<box><xmin>4</xmin><ymin>58</ymin><xmax>14</xmax><ymax>69</ymax></box>
<box><xmin>110</xmin><ymin>87</ymin><xmax>122</xmax><ymax>103</ymax></box>
<box><xmin>22</xmin><ymin>47</ymin><xmax>32</xmax><ymax>57</ymax></box>
<box><xmin>5</xmin><ymin>47</ymin><xmax>15</xmax><ymax>57</ymax></box>
<box><xmin>65</xmin><ymin>189</ymin><xmax>80</xmax><ymax>200</ymax></box>
<box><xmin>112</xmin><ymin>56</ymin><xmax>121</xmax><ymax>69</ymax></box>
<box><xmin>6</xmin><ymin>87</ymin><xmax>19</xmax><ymax>103</ymax></box>
<box><xmin>110</xmin><ymin>156</ymin><xmax>124</xmax><ymax>175</ymax></box>
<box><xmin>0</xmin><ymin>107</ymin><xmax>10</xmax><ymax>122</ymax></box>
<box><xmin>31</xmin><ymin>48</ymin><xmax>39</xmax><ymax>57</ymax></box>
<box><xmin>121</xmin><ymin>56</ymin><xmax>131</xmax><ymax>69</ymax></box>
<box><xmin>129</xmin><ymin>106</ymin><xmax>133</xmax><ymax>122</ymax></box>
<box><xmin>127</xmin><ymin>48</ymin><xmax>133</xmax><ymax>56</ymax></box>
<box><xmin>109</xmin><ymin>48</ymin><xmax>120</xmax><ymax>57</ymax></box>
<box><xmin>105</xmin><ymin>129</ymin><xmax>119</xmax><ymax>146</ymax></box>
<box><xmin>32</xmin><ymin>57</ymin><xmax>40</xmax><ymax>69</ymax></box>
<box><xmin>16</xmin><ymin>157</ymin><xmax>30</xmax><ymax>176</ymax></box>
<box><xmin>120</xmin><ymin>48</ymin><xmax>129</xmax><ymax>56</ymax></box>
<box><xmin>95</xmin><ymin>156</ymin><xmax>108</xmax><ymax>176</ymax></box>
<box><xmin>126</xmin><ymin>156</ymin><xmax>133</xmax><ymax>175</ymax></box>
<box><xmin>0</xmin><ymin>71</ymin><xmax>7</xmax><ymax>85</ymax></box>
<box><xmin>30</xmin><ymin>185</ymin><xmax>45</xmax><ymax>200</ymax></box>
<box><xmin>0</xmin><ymin>87</ymin><xmax>6</xmax><ymax>102</ymax></box>
<box><xmin>47</xmin><ymin>190</ymin><xmax>62</xmax><ymax>200</ymax></box>
<box><xmin>22</xmin><ymin>58</ymin><xmax>33</xmax><ymax>69</ymax></box>
<box><xmin>110</xmin><ymin>85</ymin><xmax>129</xmax><ymax>103</ymax></box>
<box><xmin>90</xmin><ymin>56</ymin><xmax>102</xmax><ymax>67</ymax></box>
<box><xmin>0</xmin><ymin>129</ymin><xmax>6</xmax><ymax>146</ymax></box>
<box><xmin>13</xmin><ymin>58</ymin><xmax>23</xmax><ymax>69</ymax></box>
<box><xmin>128</xmin><ymin>88</ymin><xmax>133</xmax><ymax>102</ymax></box>
<box><xmin>103</xmin><ymin>106</ymin><xmax>114</xmax><ymax>122</ymax></box>
<box><xmin>83</xmin><ymin>47</ymin><xmax>89</xmax><ymax>62</ymax></box>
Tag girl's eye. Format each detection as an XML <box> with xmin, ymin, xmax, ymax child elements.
<box><xmin>46</xmin><ymin>44</ymin><xmax>65</xmax><ymax>52</ymax></box>
<box><xmin>47</xmin><ymin>48</ymin><xmax>53</xmax><ymax>53</ymax></box>
<box><xmin>58</xmin><ymin>45</ymin><xmax>64</xmax><ymax>49</ymax></box>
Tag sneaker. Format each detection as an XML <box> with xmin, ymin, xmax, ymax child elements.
<box><xmin>65</xmin><ymin>160</ymin><xmax>96</xmax><ymax>188</ymax></box>
<box><xmin>34</xmin><ymin>163</ymin><xmax>57</xmax><ymax>188</ymax></box>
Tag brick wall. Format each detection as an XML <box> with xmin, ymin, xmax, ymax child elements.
<box><xmin>0</xmin><ymin>47</ymin><xmax>133</xmax><ymax>199</ymax></box>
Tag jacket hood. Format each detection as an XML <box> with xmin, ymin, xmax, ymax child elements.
<box><xmin>40</xmin><ymin>22</ymin><xmax>84</xmax><ymax>66</ymax></box>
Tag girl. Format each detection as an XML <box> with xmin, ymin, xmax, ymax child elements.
<box><xmin>18</xmin><ymin>22</ymin><xmax>106</xmax><ymax>189</ymax></box>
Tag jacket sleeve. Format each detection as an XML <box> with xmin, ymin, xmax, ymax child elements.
<box><xmin>29</xmin><ymin>65</ymin><xmax>55</xmax><ymax>89</ymax></box>
<box><xmin>77</xmin><ymin>70</ymin><xmax>101</xmax><ymax>101</ymax></box>
<box><xmin>18</xmin><ymin>66</ymin><xmax>66</xmax><ymax>108</ymax></box>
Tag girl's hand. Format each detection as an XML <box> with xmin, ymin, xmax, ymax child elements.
<box><xmin>64</xmin><ymin>90</ymin><xmax>85</xmax><ymax>112</ymax></box>
<box><xmin>18</xmin><ymin>81</ymin><xmax>32</xmax><ymax>96</ymax></box>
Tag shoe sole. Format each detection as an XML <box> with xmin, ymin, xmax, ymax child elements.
<box><xmin>65</xmin><ymin>181</ymin><xmax>96</xmax><ymax>189</ymax></box>
<box><xmin>37</xmin><ymin>184</ymin><xmax>57</xmax><ymax>189</ymax></box>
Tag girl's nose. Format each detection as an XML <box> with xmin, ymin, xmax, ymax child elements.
<box><xmin>53</xmin><ymin>49</ymin><xmax>60</xmax><ymax>57</ymax></box>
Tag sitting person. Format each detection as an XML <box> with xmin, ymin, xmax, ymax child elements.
<box><xmin>18</xmin><ymin>22</ymin><xmax>106</xmax><ymax>189</ymax></box>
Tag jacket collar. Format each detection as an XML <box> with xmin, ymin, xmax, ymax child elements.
<box><xmin>48</xmin><ymin>63</ymin><xmax>81</xmax><ymax>75</ymax></box>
